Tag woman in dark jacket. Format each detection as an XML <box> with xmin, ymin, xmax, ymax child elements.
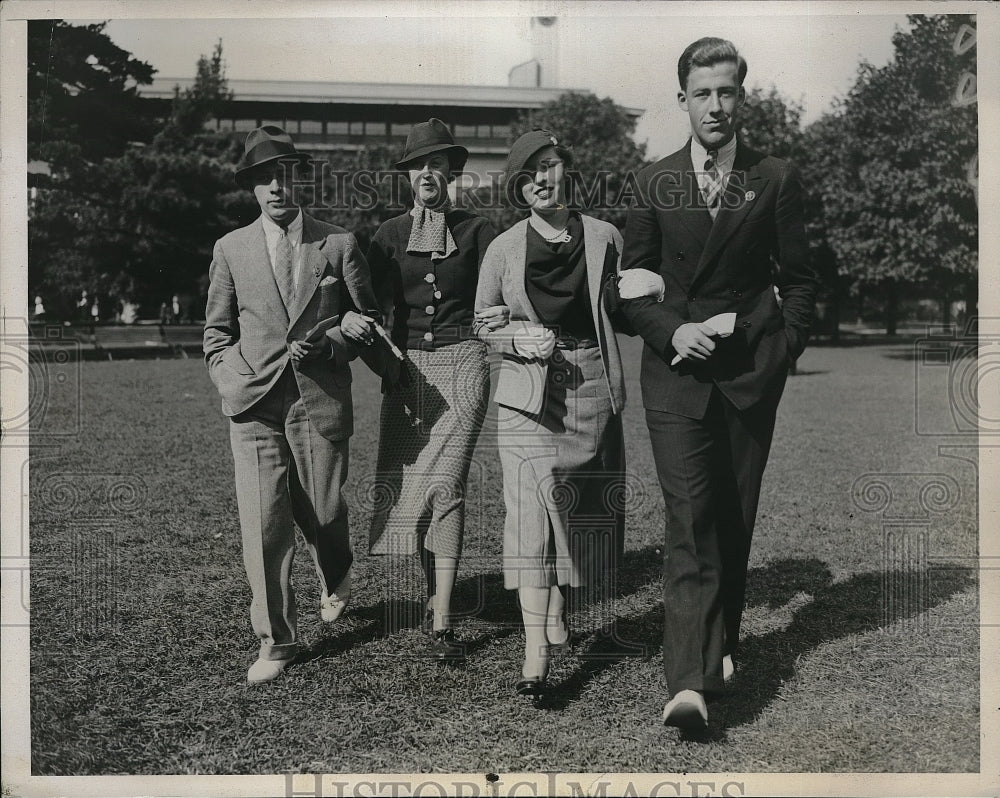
<box><xmin>367</xmin><ymin>119</ymin><xmax>507</xmax><ymax>662</ymax></box>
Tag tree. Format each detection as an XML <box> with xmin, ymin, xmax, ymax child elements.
<box><xmin>29</xmin><ymin>36</ymin><xmax>252</xmax><ymax>320</ymax></box>
<box><xmin>811</xmin><ymin>14</ymin><xmax>977</xmax><ymax>333</ymax></box>
<box><xmin>737</xmin><ymin>86</ymin><xmax>805</xmax><ymax>161</ymax></box>
<box><xmin>27</xmin><ymin>20</ymin><xmax>157</xmax><ymax>171</ymax></box>
<box><xmin>310</xmin><ymin>142</ymin><xmax>404</xmax><ymax>252</ymax></box>
<box><xmin>106</xmin><ymin>41</ymin><xmax>253</xmax><ymax>315</ymax></box>
<box><xmin>28</xmin><ymin>20</ymin><xmax>160</xmax><ymax>319</ymax></box>
<box><xmin>474</xmin><ymin>92</ymin><xmax>649</xmax><ymax>232</ymax></box>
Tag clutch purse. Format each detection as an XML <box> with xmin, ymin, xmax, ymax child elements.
<box><xmin>493</xmin><ymin>355</ymin><xmax>547</xmax><ymax>415</ymax></box>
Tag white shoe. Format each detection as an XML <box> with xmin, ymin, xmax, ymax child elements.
<box><xmin>723</xmin><ymin>654</ymin><xmax>735</xmax><ymax>684</ymax></box>
<box><xmin>320</xmin><ymin>574</ymin><xmax>351</xmax><ymax>623</ymax></box>
<box><xmin>247</xmin><ymin>656</ymin><xmax>294</xmax><ymax>684</ymax></box>
<box><xmin>662</xmin><ymin>689</ymin><xmax>708</xmax><ymax>730</ymax></box>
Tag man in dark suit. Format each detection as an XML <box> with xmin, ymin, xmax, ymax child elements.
<box><xmin>619</xmin><ymin>38</ymin><xmax>817</xmax><ymax>729</ymax></box>
<box><xmin>204</xmin><ymin>126</ymin><xmax>380</xmax><ymax>684</ymax></box>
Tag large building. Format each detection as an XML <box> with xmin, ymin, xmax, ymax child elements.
<box><xmin>139</xmin><ymin>18</ymin><xmax>642</xmax><ymax>183</ymax></box>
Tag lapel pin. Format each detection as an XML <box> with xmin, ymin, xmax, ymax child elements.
<box><xmin>745</xmin><ymin>190</ymin><xmax>756</xmax><ymax>202</ymax></box>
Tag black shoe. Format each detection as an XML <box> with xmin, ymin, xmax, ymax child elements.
<box><xmin>515</xmin><ymin>677</ymin><xmax>548</xmax><ymax>697</ymax></box>
<box><xmin>429</xmin><ymin>628</ymin><xmax>465</xmax><ymax>663</ymax></box>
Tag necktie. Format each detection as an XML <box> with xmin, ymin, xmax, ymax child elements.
<box><xmin>274</xmin><ymin>227</ymin><xmax>294</xmax><ymax>309</ymax></box>
<box><xmin>703</xmin><ymin>151</ymin><xmax>723</xmax><ymax>220</ymax></box>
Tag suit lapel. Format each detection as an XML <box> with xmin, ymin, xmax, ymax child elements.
<box><xmin>244</xmin><ymin>218</ymin><xmax>290</xmax><ymax>327</ymax></box>
<box><xmin>658</xmin><ymin>148</ymin><xmax>712</xmax><ymax>247</ymax></box>
<box><xmin>506</xmin><ymin>220</ymin><xmax>538</xmax><ymax>322</ymax></box>
<box><xmin>691</xmin><ymin>144</ymin><xmax>769</xmax><ymax>285</ymax></box>
<box><xmin>287</xmin><ymin>214</ymin><xmax>327</xmax><ymax>328</ymax></box>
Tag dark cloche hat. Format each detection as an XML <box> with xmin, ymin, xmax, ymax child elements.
<box><xmin>504</xmin><ymin>129</ymin><xmax>567</xmax><ymax>206</ymax></box>
<box><xmin>395</xmin><ymin>118</ymin><xmax>469</xmax><ymax>173</ymax></box>
<box><xmin>234</xmin><ymin>125</ymin><xmax>312</xmax><ymax>188</ymax></box>
<box><xmin>504</xmin><ymin>129</ymin><xmax>565</xmax><ymax>178</ymax></box>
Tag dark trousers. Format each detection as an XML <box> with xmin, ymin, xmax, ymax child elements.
<box><xmin>646</xmin><ymin>388</ymin><xmax>778</xmax><ymax>695</ymax></box>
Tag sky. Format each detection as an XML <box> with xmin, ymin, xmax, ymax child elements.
<box><xmin>97</xmin><ymin>5</ymin><xmax>912</xmax><ymax>159</ymax></box>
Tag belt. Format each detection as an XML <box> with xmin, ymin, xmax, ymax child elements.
<box><xmin>553</xmin><ymin>336</ymin><xmax>599</xmax><ymax>350</ymax></box>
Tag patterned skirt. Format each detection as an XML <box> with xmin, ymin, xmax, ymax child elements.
<box><xmin>368</xmin><ymin>340</ymin><xmax>489</xmax><ymax>557</ymax></box>
<box><xmin>497</xmin><ymin>344</ymin><xmax>626</xmax><ymax>590</ymax></box>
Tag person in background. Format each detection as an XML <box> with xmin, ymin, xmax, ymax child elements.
<box><xmin>120</xmin><ymin>299</ymin><xmax>139</xmax><ymax>325</ymax></box>
<box><xmin>77</xmin><ymin>290</ymin><xmax>90</xmax><ymax>322</ymax></box>
<box><xmin>366</xmin><ymin>118</ymin><xmax>507</xmax><ymax>663</ymax></box>
<box><xmin>204</xmin><ymin>125</ymin><xmax>381</xmax><ymax>684</ymax></box>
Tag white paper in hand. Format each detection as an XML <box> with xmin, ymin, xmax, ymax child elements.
<box><xmin>670</xmin><ymin>312</ymin><xmax>738</xmax><ymax>366</ymax></box>
<box><xmin>304</xmin><ymin>315</ymin><xmax>340</xmax><ymax>343</ymax></box>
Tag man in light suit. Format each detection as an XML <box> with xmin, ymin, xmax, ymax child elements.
<box><xmin>618</xmin><ymin>38</ymin><xmax>817</xmax><ymax>728</ymax></box>
<box><xmin>204</xmin><ymin>126</ymin><xmax>379</xmax><ymax>683</ymax></box>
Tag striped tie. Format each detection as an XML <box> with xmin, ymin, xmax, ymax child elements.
<box><xmin>274</xmin><ymin>227</ymin><xmax>294</xmax><ymax>309</ymax></box>
<box><xmin>703</xmin><ymin>151</ymin><xmax>723</xmax><ymax>220</ymax></box>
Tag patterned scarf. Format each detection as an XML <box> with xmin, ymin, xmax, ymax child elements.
<box><xmin>406</xmin><ymin>199</ymin><xmax>457</xmax><ymax>262</ymax></box>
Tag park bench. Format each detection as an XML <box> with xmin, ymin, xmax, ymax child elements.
<box><xmin>159</xmin><ymin>325</ymin><xmax>205</xmax><ymax>358</ymax></box>
<box><xmin>92</xmin><ymin>325</ymin><xmax>172</xmax><ymax>359</ymax></box>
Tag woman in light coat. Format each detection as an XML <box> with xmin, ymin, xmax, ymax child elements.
<box><xmin>475</xmin><ymin>129</ymin><xmax>656</xmax><ymax>696</ymax></box>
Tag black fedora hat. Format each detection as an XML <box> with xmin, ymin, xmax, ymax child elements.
<box><xmin>395</xmin><ymin>118</ymin><xmax>469</xmax><ymax>173</ymax></box>
<box><xmin>234</xmin><ymin>125</ymin><xmax>312</xmax><ymax>188</ymax></box>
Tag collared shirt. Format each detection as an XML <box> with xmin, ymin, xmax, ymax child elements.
<box><xmin>691</xmin><ymin>134</ymin><xmax>737</xmax><ymax>198</ymax></box>
<box><xmin>260</xmin><ymin>209</ymin><xmax>304</xmax><ymax>293</ymax></box>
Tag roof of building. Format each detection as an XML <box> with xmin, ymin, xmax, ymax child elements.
<box><xmin>143</xmin><ymin>77</ymin><xmax>643</xmax><ymax>117</ymax></box>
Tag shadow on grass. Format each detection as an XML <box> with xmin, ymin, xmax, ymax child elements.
<box><xmin>295</xmin><ymin>547</ymin><xmax>973</xmax><ymax>734</ymax></box>
<box><xmin>540</xmin><ymin>548</ymin><xmax>974</xmax><ymax>731</ymax></box>
<box><xmin>880</xmin><ymin>344</ymin><xmax>976</xmax><ymax>361</ymax></box>
<box><xmin>786</xmin><ymin>368</ymin><xmax>830</xmax><ymax>377</ymax></box>
<box><xmin>807</xmin><ymin>334</ymin><xmax>925</xmax><ymax>348</ymax></box>
<box><xmin>712</xmin><ymin>558</ymin><xmax>973</xmax><ymax>733</ymax></box>
<box><xmin>299</xmin><ymin>571</ymin><xmax>525</xmax><ymax>664</ymax></box>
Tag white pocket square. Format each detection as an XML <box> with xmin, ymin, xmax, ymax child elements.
<box><xmin>319</xmin><ymin>275</ymin><xmax>338</xmax><ymax>286</ymax></box>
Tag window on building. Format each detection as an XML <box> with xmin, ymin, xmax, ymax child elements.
<box><xmin>234</xmin><ymin>118</ymin><xmax>257</xmax><ymax>132</ymax></box>
<box><xmin>327</xmin><ymin>121</ymin><xmax>348</xmax><ymax>135</ymax></box>
<box><xmin>392</xmin><ymin>122</ymin><xmax>412</xmax><ymax>138</ymax></box>
<box><xmin>300</xmin><ymin>120</ymin><xmax>324</xmax><ymax>135</ymax></box>
<box><xmin>217</xmin><ymin>118</ymin><xmax>235</xmax><ymax>131</ymax></box>
<box><xmin>454</xmin><ymin>124</ymin><xmax>476</xmax><ymax>139</ymax></box>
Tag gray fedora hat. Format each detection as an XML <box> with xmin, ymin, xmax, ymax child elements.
<box><xmin>234</xmin><ymin>125</ymin><xmax>312</xmax><ymax>188</ymax></box>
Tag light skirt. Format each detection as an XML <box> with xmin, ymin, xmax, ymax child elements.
<box><xmin>496</xmin><ymin>344</ymin><xmax>625</xmax><ymax>590</ymax></box>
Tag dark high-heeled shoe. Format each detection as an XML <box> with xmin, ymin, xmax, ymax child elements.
<box><xmin>429</xmin><ymin>628</ymin><xmax>465</xmax><ymax>663</ymax></box>
<box><xmin>515</xmin><ymin>677</ymin><xmax>548</xmax><ymax>697</ymax></box>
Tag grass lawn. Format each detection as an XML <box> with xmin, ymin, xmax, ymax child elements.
<box><xmin>27</xmin><ymin>336</ymin><xmax>979</xmax><ymax>774</ymax></box>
